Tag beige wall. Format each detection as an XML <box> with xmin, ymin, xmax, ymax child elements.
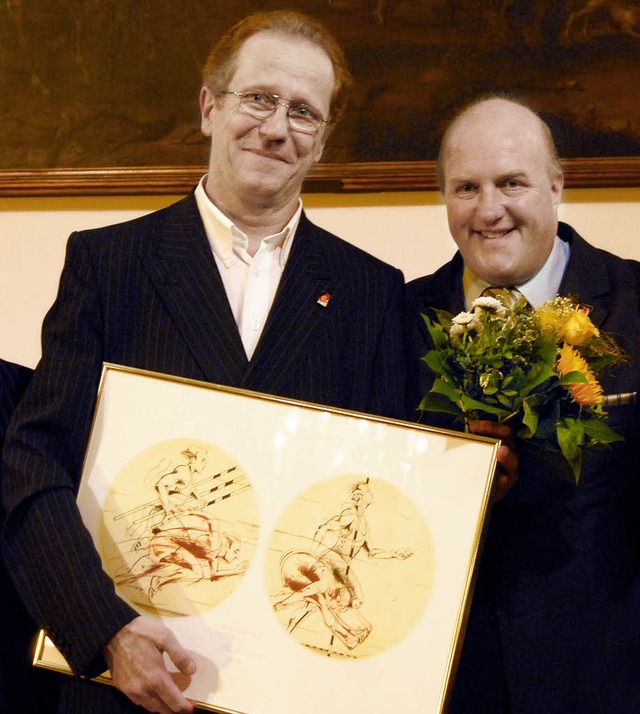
<box><xmin>1</xmin><ymin>187</ymin><xmax>639</xmax><ymax>368</ymax></box>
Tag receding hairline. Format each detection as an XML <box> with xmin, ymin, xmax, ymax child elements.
<box><xmin>201</xmin><ymin>10</ymin><xmax>352</xmax><ymax>125</ymax></box>
<box><xmin>437</xmin><ymin>96</ymin><xmax>563</xmax><ymax>191</ymax></box>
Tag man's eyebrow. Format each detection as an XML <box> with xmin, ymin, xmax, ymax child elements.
<box><xmin>498</xmin><ymin>171</ymin><xmax>529</xmax><ymax>182</ymax></box>
<box><xmin>245</xmin><ymin>87</ymin><xmax>322</xmax><ymax>113</ymax></box>
<box><xmin>447</xmin><ymin>174</ymin><xmax>476</xmax><ymax>184</ymax></box>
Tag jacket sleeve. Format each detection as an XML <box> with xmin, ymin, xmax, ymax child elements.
<box><xmin>362</xmin><ymin>266</ymin><xmax>407</xmax><ymax>421</ymax></box>
<box><xmin>1</xmin><ymin>233</ymin><xmax>137</xmax><ymax>678</ymax></box>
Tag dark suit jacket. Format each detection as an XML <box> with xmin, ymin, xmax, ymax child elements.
<box><xmin>1</xmin><ymin>195</ymin><xmax>405</xmax><ymax>712</ymax></box>
<box><xmin>406</xmin><ymin>222</ymin><xmax>640</xmax><ymax>714</ymax></box>
<box><xmin>0</xmin><ymin>358</ymin><xmax>59</xmax><ymax>713</ymax></box>
<box><xmin>0</xmin><ymin>359</ymin><xmax>31</xmax><ymax>477</ymax></box>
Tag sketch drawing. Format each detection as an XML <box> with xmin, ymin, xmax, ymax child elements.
<box><xmin>100</xmin><ymin>438</ymin><xmax>259</xmax><ymax>617</ymax></box>
<box><xmin>267</xmin><ymin>475</ymin><xmax>434</xmax><ymax>659</ymax></box>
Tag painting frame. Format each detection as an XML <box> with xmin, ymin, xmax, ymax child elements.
<box><xmin>2</xmin><ymin>156</ymin><xmax>640</xmax><ymax>197</ymax></box>
<box><xmin>3</xmin><ymin>1</ymin><xmax>640</xmax><ymax>197</ymax></box>
<box><xmin>33</xmin><ymin>362</ymin><xmax>500</xmax><ymax>712</ymax></box>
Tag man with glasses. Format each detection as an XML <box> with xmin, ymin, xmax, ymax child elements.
<box><xmin>2</xmin><ymin>11</ymin><xmax>405</xmax><ymax>713</ymax></box>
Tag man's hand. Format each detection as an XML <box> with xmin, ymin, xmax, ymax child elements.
<box><xmin>468</xmin><ymin>420</ymin><xmax>519</xmax><ymax>501</ymax></box>
<box><xmin>104</xmin><ymin>616</ymin><xmax>197</xmax><ymax>714</ymax></box>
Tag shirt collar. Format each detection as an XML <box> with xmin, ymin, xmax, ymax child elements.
<box><xmin>463</xmin><ymin>234</ymin><xmax>571</xmax><ymax>309</ymax></box>
<box><xmin>194</xmin><ymin>176</ymin><xmax>301</xmax><ymax>268</ymax></box>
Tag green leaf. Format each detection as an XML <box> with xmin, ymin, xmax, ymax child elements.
<box><xmin>427</xmin><ymin>308</ymin><xmax>455</xmax><ymax>326</ymax></box>
<box><xmin>430</xmin><ymin>377</ymin><xmax>464</xmax><ymax>402</ymax></box>
<box><xmin>581</xmin><ymin>419</ymin><xmax>625</xmax><ymax>445</ymax></box>
<box><xmin>418</xmin><ymin>393</ymin><xmax>465</xmax><ymax>418</ymax></box>
<box><xmin>519</xmin><ymin>364</ymin><xmax>556</xmax><ymax>397</ymax></box>
<box><xmin>521</xmin><ymin>396</ymin><xmax>539</xmax><ymax>437</ymax></box>
<box><xmin>423</xmin><ymin>350</ymin><xmax>449</xmax><ymax>377</ymax></box>
<box><xmin>497</xmin><ymin>393</ymin><xmax>515</xmax><ymax>408</ymax></box>
<box><xmin>422</xmin><ymin>312</ymin><xmax>452</xmax><ymax>349</ymax></box>
<box><xmin>421</xmin><ymin>378</ymin><xmax>511</xmax><ymax>421</ymax></box>
<box><xmin>559</xmin><ymin>370</ymin><xmax>588</xmax><ymax>385</ymax></box>
<box><xmin>556</xmin><ymin>420</ymin><xmax>583</xmax><ymax>483</ymax></box>
<box><xmin>537</xmin><ymin>334</ymin><xmax>558</xmax><ymax>365</ymax></box>
<box><xmin>455</xmin><ymin>393</ymin><xmax>511</xmax><ymax>419</ymax></box>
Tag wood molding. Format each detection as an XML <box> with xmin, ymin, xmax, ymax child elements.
<box><xmin>1</xmin><ymin>157</ymin><xmax>638</xmax><ymax>197</ymax></box>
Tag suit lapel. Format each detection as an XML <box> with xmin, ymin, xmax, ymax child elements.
<box><xmin>558</xmin><ymin>224</ymin><xmax>611</xmax><ymax>329</ymax></box>
<box><xmin>241</xmin><ymin>214</ymin><xmax>333</xmax><ymax>393</ymax></box>
<box><xmin>142</xmin><ymin>195</ymin><xmax>248</xmax><ymax>385</ymax></box>
<box><xmin>420</xmin><ymin>253</ymin><xmax>466</xmax><ymax>315</ymax></box>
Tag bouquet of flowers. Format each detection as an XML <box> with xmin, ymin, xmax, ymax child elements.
<box><xmin>419</xmin><ymin>292</ymin><xmax>627</xmax><ymax>482</ymax></box>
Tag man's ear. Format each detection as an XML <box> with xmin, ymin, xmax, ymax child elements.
<box><xmin>551</xmin><ymin>172</ymin><xmax>564</xmax><ymax>207</ymax></box>
<box><xmin>312</xmin><ymin>123</ymin><xmax>334</xmax><ymax>164</ymax></box>
<box><xmin>200</xmin><ymin>86</ymin><xmax>216</xmax><ymax>138</ymax></box>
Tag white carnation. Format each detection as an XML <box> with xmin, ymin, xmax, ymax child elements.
<box><xmin>471</xmin><ymin>296</ymin><xmax>507</xmax><ymax>316</ymax></box>
<box><xmin>452</xmin><ymin>311</ymin><xmax>476</xmax><ymax>325</ymax></box>
<box><xmin>449</xmin><ymin>322</ymin><xmax>465</xmax><ymax>345</ymax></box>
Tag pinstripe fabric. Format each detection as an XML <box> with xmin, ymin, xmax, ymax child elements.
<box><xmin>1</xmin><ymin>194</ymin><xmax>405</xmax><ymax>713</ymax></box>
<box><xmin>0</xmin><ymin>359</ymin><xmax>31</xmax><ymax>448</ymax></box>
<box><xmin>0</xmin><ymin>359</ymin><xmax>59</xmax><ymax>713</ymax></box>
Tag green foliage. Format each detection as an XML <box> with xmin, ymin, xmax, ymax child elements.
<box><xmin>418</xmin><ymin>294</ymin><xmax>626</xmax><ymax>483</ymax></box>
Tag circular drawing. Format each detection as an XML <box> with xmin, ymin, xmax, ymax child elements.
<box><xmin>100</xmin><ymin>438</ymin><xmax>259</xmax><ymax>617</ymax></box>
<box><xmin>266</xmin><ymin>475</ymin><xmax>434</xmax><ymax>659</ymax></box>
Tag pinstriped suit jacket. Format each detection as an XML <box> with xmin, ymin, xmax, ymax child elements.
<box><xmin>1</xmin><ymin>194</ymin><xmax>405</xmax><ymax>712</ymax></box>
<box><xmin>0</xmin><ymin>359</ymin><xmax>31</xmax><ymax>466</ymax></box>
<box><xmin>0</xmin><ymin>359</ymin><xmax>59</xmax><ymax>713</ymax></box>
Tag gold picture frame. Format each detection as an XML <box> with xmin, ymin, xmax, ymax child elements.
<box><xmin>34</xmin><ymin>363</ymin><xmax>499</xmax><ymax>712</ymax></box>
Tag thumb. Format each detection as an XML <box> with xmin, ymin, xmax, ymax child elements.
<box><xmin>162</xmin><ymin>630</ymin><xmax>197</xmax><ymax>675</ymax></box>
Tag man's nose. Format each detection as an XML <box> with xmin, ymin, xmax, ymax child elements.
<box><xmin>476</xmin><ymin>186</ymin><xmax>505</xmax><ymax>222</ymax></box>
<box><xmin>258</xmin><ymin>104</ymin><xmax>290</xmax><ymax>140</ymax></box>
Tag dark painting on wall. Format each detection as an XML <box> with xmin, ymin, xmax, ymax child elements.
<box><xmin>1</xmin><ymin>0</ymin><xmax>639</xmax><ymax>195</ymax></box>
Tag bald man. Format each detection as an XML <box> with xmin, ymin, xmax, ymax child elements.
<box><xmin>407</xmin><ymin>97</ymin><xmax>640</xmax><ymax>713</ymax></box>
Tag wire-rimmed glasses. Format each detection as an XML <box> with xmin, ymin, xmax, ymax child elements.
<box><xmin>219</xmin><ymin>90</ymin><xmax>328</xmax><ymax>135</ymax></box>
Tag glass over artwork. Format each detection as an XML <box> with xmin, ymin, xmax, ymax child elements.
<box><xmin>34</xmin><ymin>364</ymin><xmax>499</xmax><ymax>714</ymax></box>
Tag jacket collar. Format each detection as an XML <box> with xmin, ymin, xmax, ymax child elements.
<box><xmin>413</xmin><ymin>222</ymin><xmax>612</xmax><ymax>328</ymax></box>
<box><xmin>557</xmin><ymin>221</ymin><xmax>611</xmax><ymax>328</ymax></box>
<box><xmin>141</xmin><ymin>196</ymin><xmax>334</xmax><ymax>392</ymax></box>
<box><xmin>142</xmin><ymin>193</ymin><xmax>248</xmax><ymax>385</ymax></box>
<box><xmin>241</xmin><ymin>212</ymin><xmax>335</xmax><ymax>394</ymax></box>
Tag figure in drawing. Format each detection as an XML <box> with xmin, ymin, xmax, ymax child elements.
<box><xmin>112</xmin><ymin>446</ymin><xmax>250</xmax><ymax>600</ymax></box>
<box><xmin>272</xmin><ymin>480</ymin><xmax>413</xmax><ymax>653</ymax></box>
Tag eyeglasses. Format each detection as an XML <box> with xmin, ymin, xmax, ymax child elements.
<box><xmin>219</xmin><ymin>90</ymin><xmax>328</xmax><ymax>135</ymax></box>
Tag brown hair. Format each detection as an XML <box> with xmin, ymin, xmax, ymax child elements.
<box><xmin>202</xmin><ymin>10</ymin><xmax>352</xmax><ymax>125</ymax></box>
<box><xmin>436</xmin><ymin>93</ymin><xmax>563</xmax><ymax>192</ymax></box>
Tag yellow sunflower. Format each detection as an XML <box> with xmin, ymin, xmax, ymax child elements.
<box><xmin>556</xmin><ymin>343</ymin><xmax>604</xmax><ymax>406</ymax></box>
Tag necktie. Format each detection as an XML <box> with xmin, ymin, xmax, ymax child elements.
<box><xmin>480</xmin><ymin>285</ymin><xmax>526</xmax><ymax>309</ymax></box>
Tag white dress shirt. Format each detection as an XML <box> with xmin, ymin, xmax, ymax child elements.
<box><xmin>195</xmin><ymin>177</ymin><xmax>301</xmax><ymax>360</ymax></box>
<box><xmin>463</xmin><ymin>234</ymin><xmax>571</xmax><ymax>309</ymax></box>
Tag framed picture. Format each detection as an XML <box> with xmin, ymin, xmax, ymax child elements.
<box><xmin>33</xmin><ymin>363</ymin><xmax>499</xmax><ymax>713</ymax></box>
<box><xmin>2</xmin><ymin>1</ymin><xmax>639</xmax><ymax>196</ymax></box>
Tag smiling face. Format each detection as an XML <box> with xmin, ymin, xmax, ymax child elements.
<box><xmin>200</xmin><ymin>31</ymin><xmax>334</xmax><ymax>217</ymax></box>
<box><xmin>441</xmin><ymin>99</ymin><xmax>564</xmax><ymax>287</ymax></box>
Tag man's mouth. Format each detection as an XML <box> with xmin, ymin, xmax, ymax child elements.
<box><xmin>247</xmin><ymin>148</ymin><xmax>288</xmax><ymax>163</ymax></box>
<box><xmin>477</xmin><ymin>229</ymin><xmax>513</xmax><ymax>239</ymax></box>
